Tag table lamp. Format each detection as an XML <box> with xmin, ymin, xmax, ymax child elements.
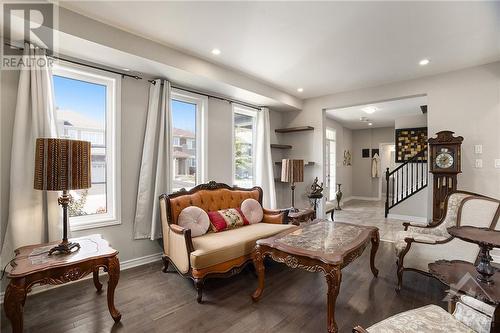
<box><xmin>34</xmin><ymin>138</ymin><xmax>91</xmax><ymax>255</ymax></box>
<box><xmin>281</xmin><ymin>159</ymin><xmax>304</xmax><ymax>212</ymax></box>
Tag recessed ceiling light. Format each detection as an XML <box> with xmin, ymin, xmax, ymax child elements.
<box><xmin>362</xmin><ymin>106</ymin><xmax>378</xmax><ymax>114</ymax></box>
<box><xmin>297</xmin><ymin>88</ymin><xmax>303</xmax><ymax>93</ymax></box>
<box><xmin>211</xmin><ymin>48</ymin><xmax>221</xmax><ymax>55</ymax></box>
<box><xmin>419</xmin><ymin>58</ymin><xmax>430</xmax><ymax>66</ymax></box>
<box><xmin>368</xmin><ymin>122</ymin><xmax>373</xmax><ymax>126</ymax></box>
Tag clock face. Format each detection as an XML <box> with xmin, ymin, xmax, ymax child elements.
<box><xmin>436</xmin><ymin>152</ymin><xmax>454</xmax><ymax>169</ymax></box>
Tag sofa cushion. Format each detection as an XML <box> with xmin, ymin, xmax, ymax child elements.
<box><xmin>241</xmin><ymin>198</ymin><xmax>263</xmax><ymax>224</ymax></box>
<box><xmin>190</xmin><ymin>223</ymin><xmax>296</xmax><ymax>269</ymax></box>
<box><xmin>177</xmin><ymin>206</ymin><xmax>210</xmax><ymax>237</ymax></box>
<box><xmin>366</xmin><ymin>305</ymin><xmax>474</xmax><ymax>332</ymax></box>
<box><xmin>208</xmin><ymin>208</ymin><xmax>249</xmax><ymax>232</ymax></box>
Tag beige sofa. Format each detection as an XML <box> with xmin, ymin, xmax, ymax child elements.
<box><xmin>159</xmin><ymin>181</ymin><xmax>296</xmax><ymax>303</ymax></box>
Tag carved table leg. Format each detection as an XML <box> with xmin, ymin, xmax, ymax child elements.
<box><xmin>4</xmin><ymin>279</ymin><xmax>27</xmax><ymax>333</ymax></box>
<box><xmin>93</xmin><ymin>267</ymin><xmax>103</xmax><ymax>292</ymax></box>
<box><xmin>325</xmin><ymin>267</ymin><xmax>342</xmax><ymax>333</ymax></box>
<box><xmin>106</xmin><ymin>256</ymin><xmax>122</xmax><ymax>322</ymax></box>
<box><xmin>370</xmin><ymin>230</ymin><xmax>380</xmax><ymax>277</ymax></box>
<box><xmin>251</xmin><ymin>246</ymin><xmax>266</xmax><ymax>302</ymax></box>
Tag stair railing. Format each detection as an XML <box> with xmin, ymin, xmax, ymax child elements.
<box><xmin>385</xmin><ymin>149</ymin><xmax>428</xmax><ymax>217</ymax></box>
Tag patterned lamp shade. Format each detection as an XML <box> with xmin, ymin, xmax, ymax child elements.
<box><xmin>34</xmin><ymin>138</ymin><xmax>91</xmax><ymax>191</ymax></box>
<box><xmin>280</xmin><ymin>159</ymin><xmax>304</xmax><ymax>183</ymax></box>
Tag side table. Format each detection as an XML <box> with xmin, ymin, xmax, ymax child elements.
<box><xmin>447</xmin><ymin>226</ymin><xmax>500</xmax><ymax>284</ymax></box>
<box><xmin>429</xmin><ymin>260</ymin><xmax>499</xmax><ymax>332</ymax></box>
<box><xmin>286</xmin><ymin>208</ymin><xmax>315</xmax><ymax>226</ymax></box>
<box><xmin>4</xmin><ymin>234</ymin><xmax>121</xmax><ymax>333</ymax></box>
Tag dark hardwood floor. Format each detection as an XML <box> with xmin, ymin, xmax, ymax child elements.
<box><xmin>1</xmin><ymin>241</ymin><xmax>447</xmax><ymax>333</ymax></box>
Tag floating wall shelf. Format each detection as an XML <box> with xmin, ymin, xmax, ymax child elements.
<box><xmin>270</xmin><ymin>144</ymin><xmax>292</xmax><ymax>149</ymax></box>
<box><xmin>275</xmin><ymin>126</ymin><xmax>314</xmax><ymax>133</ymax></box>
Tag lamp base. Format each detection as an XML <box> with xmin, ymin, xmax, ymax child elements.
<box><xmin>48</xmin><ymin>241</ymin><xmax>81</xmax><ymax>255</ymax></box>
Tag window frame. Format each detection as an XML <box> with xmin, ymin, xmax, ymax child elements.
<box><xmin>232</xmin><ymin>104</ymin><xmax>258</xmax><ymax>188</ymax></box>
<box><xmin>170</xmin><ymin>88</ymin><xmax>207</xmax><ymax>191</ymax></box>
<box><xmin>52</xmin><ymin>62</ymin><xmax>121</xmax><ymax>231</ymax></box>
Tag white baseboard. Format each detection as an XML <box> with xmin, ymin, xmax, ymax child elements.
<box><xmin>0</xmin><ymin>252</ymin><xmax>162</xmax><ymax>304</ymax></box>
<box><xmin>348</xmin><ymin>196</ymin><xmax>381</xmax><ymax>201</ymax></box>
<box><xmin>387</xmin><ymin>213</ymin><xmax>428</xmax><ymax>224</ymax></box>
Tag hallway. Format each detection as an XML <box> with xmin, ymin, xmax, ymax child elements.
<box><xmin>333</xmin><ymin>199</ymin><xmax>409</xmax><ymax>242</ymax></box>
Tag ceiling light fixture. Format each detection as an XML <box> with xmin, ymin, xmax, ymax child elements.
<box><xmin>368</xmin><ymin>122</ymin><xmax>373</xmax><ymax>126</ymax></box>
<box><xmin>211</xmin><ymin>48</ymin><xmax>221</xmax><ymax>55</ymax></box>
<box><xmin>297</xmin><ymin>88</ymin><xmax>303</xmax><ymax>93</ymax></box>
<box><xmin>362</xmin><ymin>106</ymin><xmax>378</xmax><ymax>114</ymax></box>
<box><xmin>419</xmin><ymin>58</ymin><xmax>430</xmax><ymax>66</ymax></box>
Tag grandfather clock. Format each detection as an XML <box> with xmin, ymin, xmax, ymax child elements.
<box><xmin>428</xmin><ymin>131</ymin><xmax>463</xmax><ymax>222</ymax></box>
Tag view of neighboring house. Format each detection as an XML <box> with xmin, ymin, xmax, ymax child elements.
<box><xmin>56</xmin><ymin>108</ymin><xmax>107</xmax><ymax>215</ymax></box>
<box><xmin>172</xmin><ymin>128</ymin><xmax>197</xmax><ymax>190</ymax></box>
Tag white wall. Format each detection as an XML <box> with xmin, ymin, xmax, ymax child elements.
<box><xmin>206</xmin><ymin>98</ymin><xmax>233</xmax><ymax>184</ymax></box>
<box><xmin>297</xmin><ymin>61</ymin><xmax>500</xmax><ymax>219</ymax></box>
<box><xmin>351</xmin><ymin>127</ymin><xmax>394</xmax><ymax>198</ymax></box>
<box><xmin>395</xmin><ymin>114</ymin><xmax>427</xmax><ymax>129</ymax></box>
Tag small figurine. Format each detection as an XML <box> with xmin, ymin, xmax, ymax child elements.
<box><xmin>310</xmin><ymin>177</ymin><xmax>324</xmax><ymax>197</ymax></box>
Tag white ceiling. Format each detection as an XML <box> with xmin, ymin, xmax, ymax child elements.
<box><xmin>326</xmin><ymin>95</ymin><xmax>427</xmax><ymax>130</ymax></box>
<box><xmin>60</xmin><ymin>1</ymin><xmax>500</xmax><ymax>99</ymax></box>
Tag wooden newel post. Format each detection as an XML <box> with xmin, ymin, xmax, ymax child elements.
<box><xmin>385</xmin><ymin>168</ymin><xmax>390</xmax><ymax>218</ymax></box>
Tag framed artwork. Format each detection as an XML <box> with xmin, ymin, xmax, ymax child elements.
<box><xmin>362</xmin><ymin>149</ymin><xmax>370</xmax><ymax>158</ymax></box>
<box><xmin>395</xmin><ymin>127</ymin><xmax>428</xmax><ymax>163</ymax></box>
<box><xmin>371</xmin><ymin>149</ymin><xmax>379</xmax><ymax>157</ymax></box>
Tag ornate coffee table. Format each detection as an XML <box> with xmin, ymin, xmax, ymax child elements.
<box><xmin>251</xmin><ymin>220</ymin><xmax>379</xmax><ymax>333</ymax></box>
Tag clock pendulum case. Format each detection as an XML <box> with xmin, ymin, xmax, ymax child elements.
<box><xmin>428</xmin><ymin>131</ymin><xmax>464</xmax><ymax>222</ymax></box>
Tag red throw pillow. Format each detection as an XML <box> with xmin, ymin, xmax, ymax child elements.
<box><xmin>207</xmin><ymin>208</ymin><xmax>250</xmax><ymax>232</ymax></box>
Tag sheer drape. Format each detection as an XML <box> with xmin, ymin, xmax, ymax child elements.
<box><xmin>2</xmin><ymin>43</ymin><xmax>60</xmax><ymax>254</ymax></box>
<box><xmin>255</xmin><ymin>107</ymin><xmax>277</xmax><ymax>209</ymax></box>
<box><xmin>134</xmin><ymin>79</ymin><xmax>171</xmax><ymax>240</ymax></box>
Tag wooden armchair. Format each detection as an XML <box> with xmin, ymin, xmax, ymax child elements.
<box><xmin>395</xmin><ymin>190</ymin><xmax>500</xmax><ymax>291</ymax></box>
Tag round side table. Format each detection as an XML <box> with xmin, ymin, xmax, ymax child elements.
<box><xmin>448</xmin><ymin>226</ymin><xmax>500</xmax><ymax>285</ymax></box>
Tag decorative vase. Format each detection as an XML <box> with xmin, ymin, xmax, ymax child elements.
<box><xmin>335</xmin><ymin>183</ymin><xmax>343</xmax><ymax>210</ymax></box>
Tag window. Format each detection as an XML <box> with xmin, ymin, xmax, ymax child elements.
<box><xmin>171</xmin><ymin>89</ymin><xmax>207</xmax><ymax>192</ymax></box>
<box><xmin>52</xmin><ymin>63</ymin><xmax>121</xmax><ymax>230</ymax></box>
<box><xmin>233</xmin><ymin>105</ymin><xmax>257</xmax><ymax>188</ymax></box>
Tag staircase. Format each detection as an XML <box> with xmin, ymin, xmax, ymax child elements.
<box><xmin>384</xmin><ymin>149</ymin><xmax>428</xmax><ymax>218</ymax></box>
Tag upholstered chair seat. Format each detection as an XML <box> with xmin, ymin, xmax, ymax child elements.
<box><xmin>354</xmin><ymin>296</ymin><xmax>496</xmax><ymax>333</ymax></box>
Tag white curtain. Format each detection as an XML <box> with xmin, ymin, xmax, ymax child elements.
<box><xmin>134</xmin><ymin>79</ymin><xmax>171</xmax><ymax>240</ymax></box>
<box><xmin>2</xmin><ymin>43</ymin><xmax>60</xmax><ymax>254</ymax></box>
<box><xmin>256</xmin><ymin>107</ymin><xmax>277</xmax><ymax>209</ymax></box>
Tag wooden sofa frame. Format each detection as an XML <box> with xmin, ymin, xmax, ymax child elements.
<box><xmin>159</xmin><ymin>181</ymin><xmax>285</xmax><ymax>303</ymax></box>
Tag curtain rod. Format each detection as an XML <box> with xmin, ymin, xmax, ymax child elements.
<box><xmin>3</xmin><ymin>40</ymin><xmax>142</xmax><ymax>80</ymax></box>
<box><xmin>149</xmin><ymin>80</ymin><xmax>262</xmax><ymax>111</ymax></box>
<box><xmin>5</xmin><ymin>40</ymin><xmax>263</xmax><ymax>110</ymax></box>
